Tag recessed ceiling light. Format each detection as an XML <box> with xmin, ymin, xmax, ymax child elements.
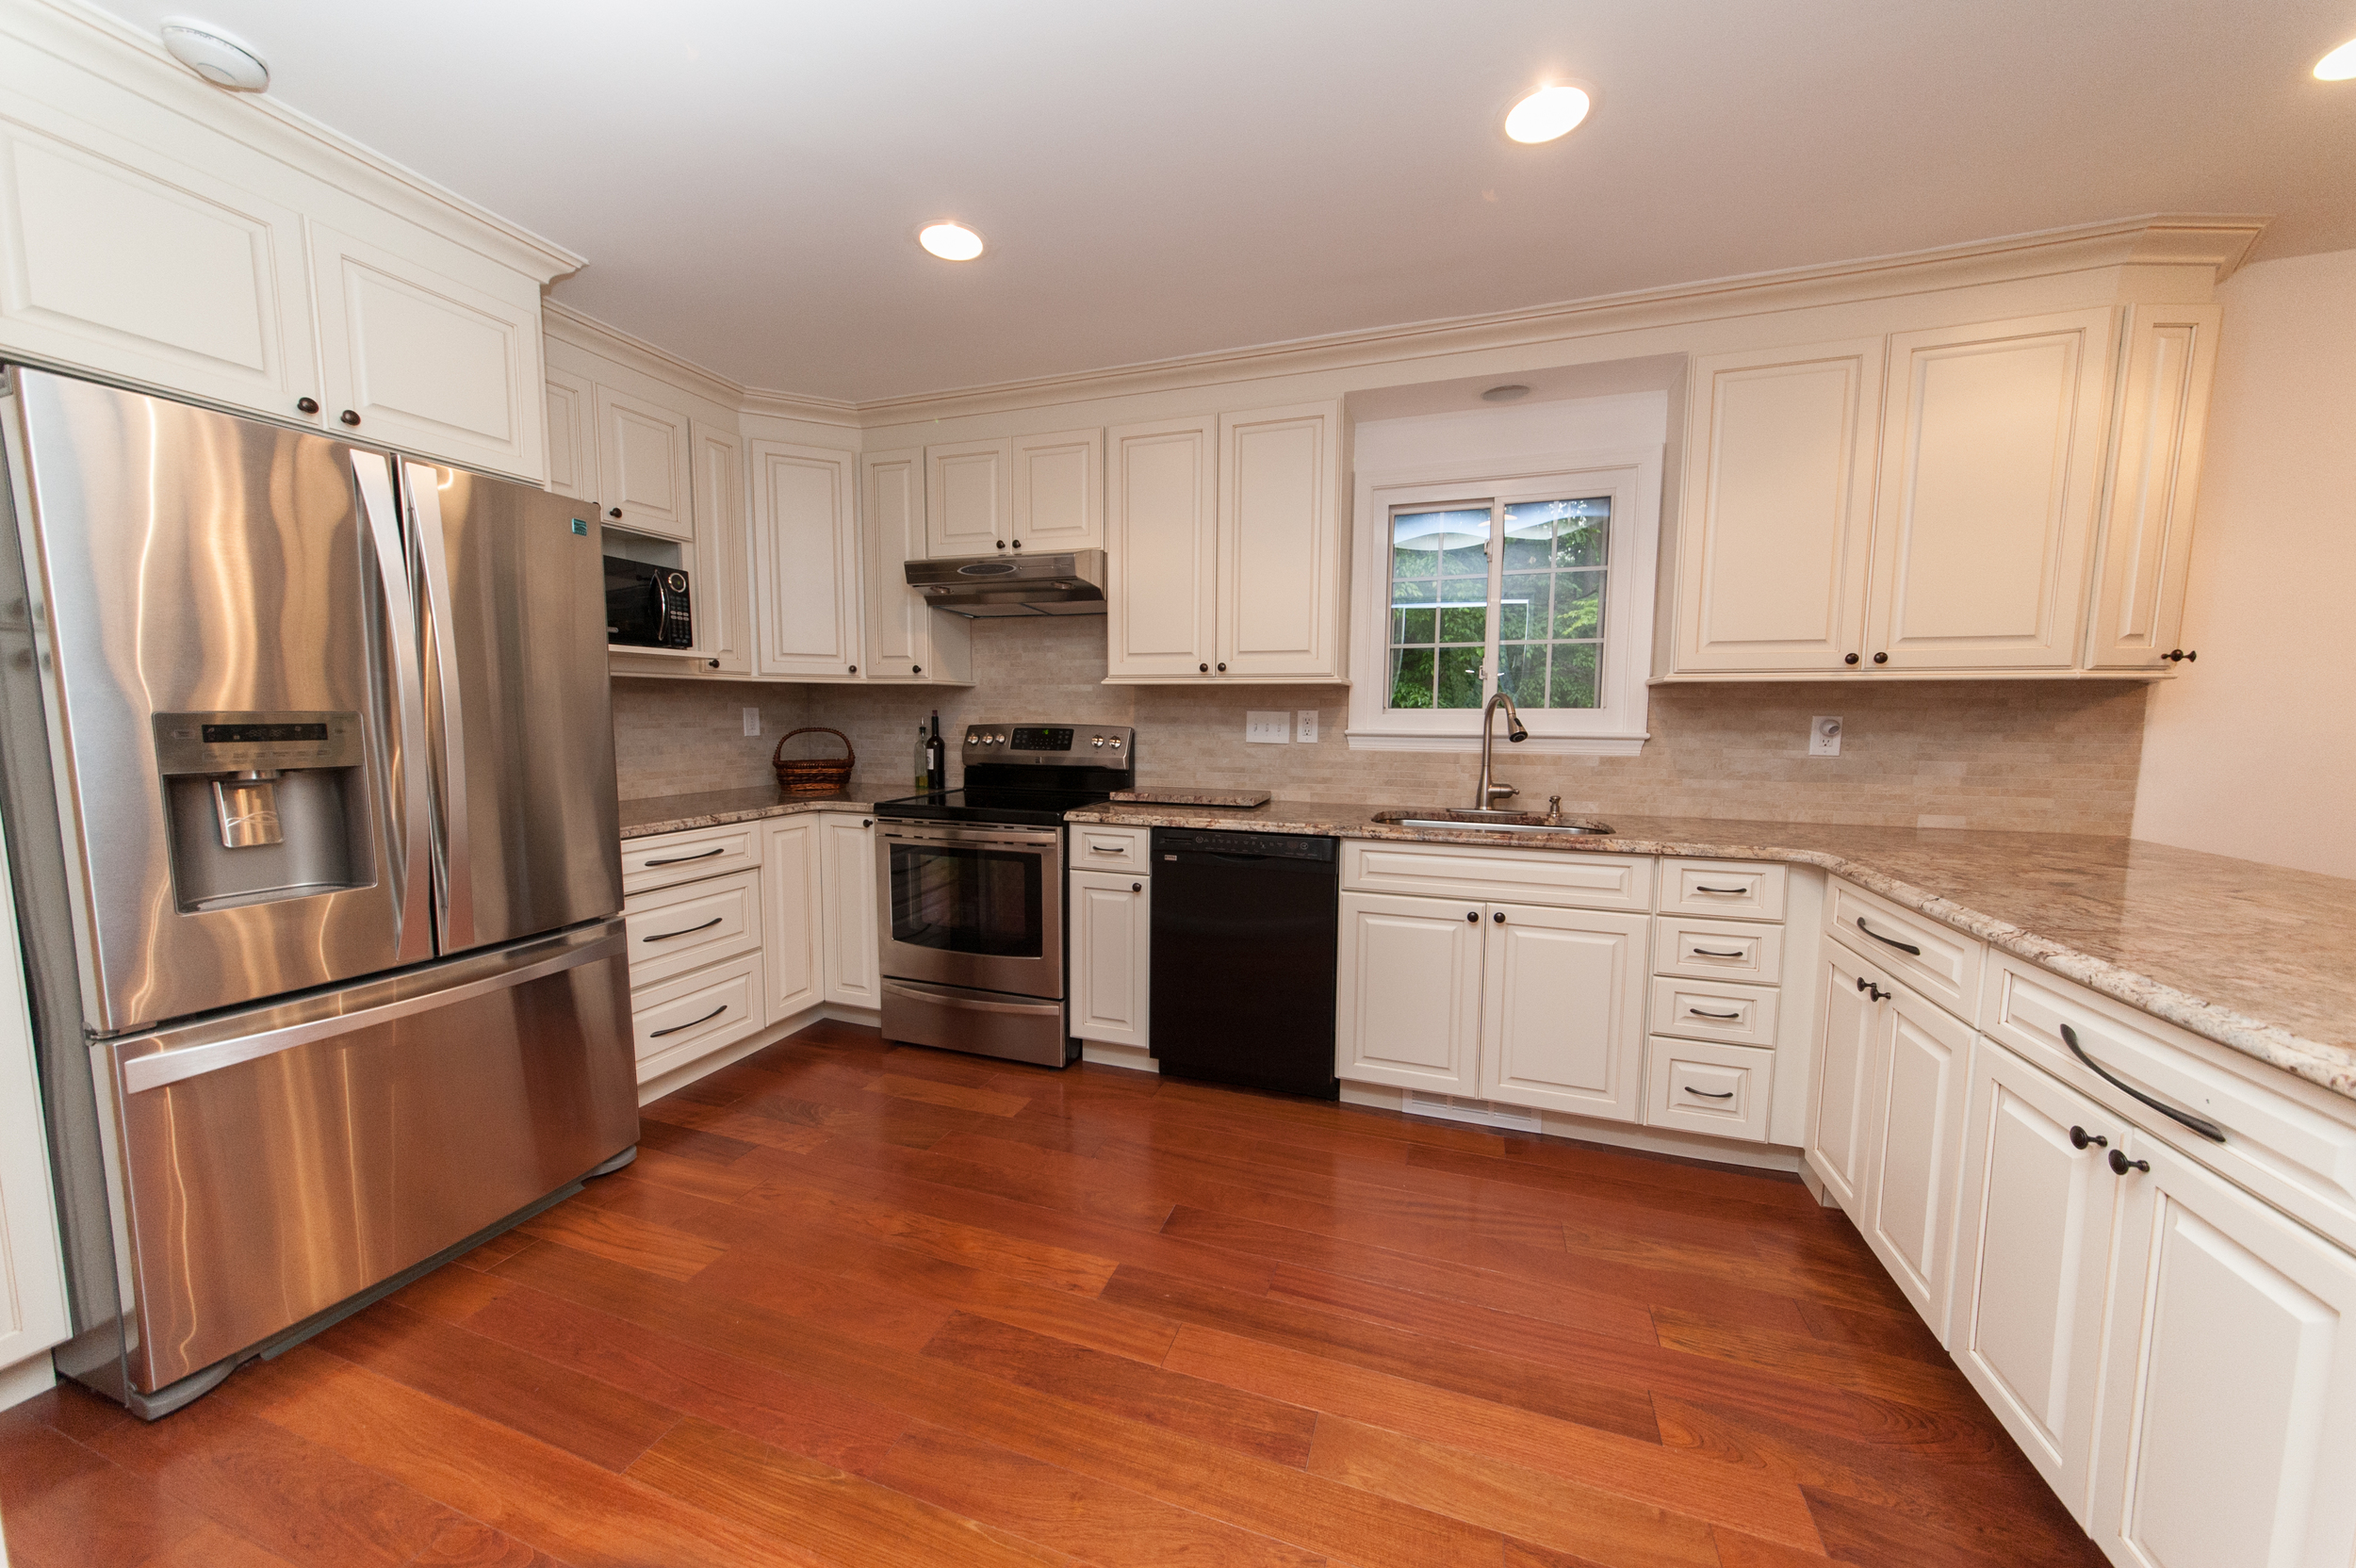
<box><xmin>159</xmin><ymin>17</ymin><xmax>269</xmax><ymax>91</ymax></box>
<box><xmin>1481</xmin><ymin>384</ymin><xmax>1532</xmax><ymax>402</ymax></box>
<box><xmin>1503</xmin><ymin>84</ymin><xmax>1592</xmax><ymax>144</ymax></box>
<box><xmin>2317</xmin><ymin>38</ymin><xmax>2356</xmax><ymax>80</ymax></box>
<box><xmin>918</xmin><ymin>221</ymin><xmax>986</xmax><ymax>262</ymax></box>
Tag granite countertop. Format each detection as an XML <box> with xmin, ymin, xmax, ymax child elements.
<box><xmin>618</xmin><ymin>780</ymin><xmax>899</xmax><ymax>840</ymax></box>
<box><xmin>1067</xmin><ymin>798</ymin><xmax>2356</xmax><ymax>1102</ymax></box>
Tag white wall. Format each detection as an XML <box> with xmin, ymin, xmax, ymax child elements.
<box><xmin>2132</xmin><ymin>248</ymin><xmax>2356</xmax><ymax>878</ymax></box>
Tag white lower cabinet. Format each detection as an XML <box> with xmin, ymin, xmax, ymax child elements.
<box><xmin>1808</xmin><ymin>941</ymin><xmax>1885</xmax><ymax>1211</ymax></box>
<box><xmin>1336</xmin><ymin>891</ymin><xmax>1484</xmax><ymax>1095</ymax></box>
<box><xmin>631</xmin><ymin>954</ymin><xmax>762</xmax><ymax>1082</ymax></box>
<box><xmin>762</xmin><ymin>815</ymin><xmax>824</xmax><ymax>1021</ymax></box>
<box><xmin>1644</xmin><ymin>1037</ymin><xmax>1775</xmax><ymax>1142</ymax></box>
<box><xmin>817</xmin><ymin>813</ymin><xmax>880</xmax><ymax>1008</ymax></box>
<box><xmin>2089</xmin><ymin>1133</ymin><xmax>2356</xmax><ymax>1568</ymax></box>
<box><xmin>1949</xmin><ymin>1036</ymin><xmax>2123</xmax><ymax>1517</ymax></box>
<box><xmin>1070</xmin><ymin>870</ymin><xmax>1151</xmax><ymax>1049</ymax></box>
<box><xmin>1477</xmin><ymin>904</ymin><xmax>1648</xmax><ymax>1119</ymax></box>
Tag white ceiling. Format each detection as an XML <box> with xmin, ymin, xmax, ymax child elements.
<box><xmin>93</xmin><ymin>1</ymin><xmax>2356</xmax><ymax>404</ymax></box>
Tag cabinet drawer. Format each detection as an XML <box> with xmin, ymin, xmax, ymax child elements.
<box><xmin>630</xmin><ymin>952</ymin><xmax>761</xmax><ymax>1080</ymax></box>
<box><xmin>1342</xmin><ymin>841</ymin><xmax>1654</xmax><ymax>912</ymax></box>
<box><xmin>1661</xmin><ymin>858</ymin><xmax>1787</xmax><ymax>921</ymax></box>
<box><xmin>1075</xmin><ymin>826</ymin><xmax>1151</xmax><ymax>871</ymax></box>
<box><xmin>624</xmin><ymin>868</ymin><xmax>762</xmax><ymax>988</ymax></box>
<box><xmin>1649</xmin><ymin>975</ymin><xmax>1781</xmax><ymax>1048</ymax></box>
<box><xmin>622</xmin><ymin>822</ymin><xmax>764</xmax><ymax>894</ymax></box>
<box><xmin>1825</xmin><ymin>878</ymin><xmax>1982</xmax><ymax>1021</ymax></box>
<box><xmin>1983</xmin><ymin>955</ymin><xmax>2356</xmax><ymax>1255</ymax></box>
<box><xmin>1644</xmin><ymin>1038</ymin><xmax>1775</xmax><ymax>1142</ymax></box>
<box><xmin>1654</xmin><ymin>915</ymin><xmax>1784</xmax><ymax>985</ymax></box>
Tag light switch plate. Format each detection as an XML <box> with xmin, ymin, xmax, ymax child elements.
<box><xmin>1809</xmin><ymin>715</ymin><xmax>1841</xmax><ymax>757</ymax></box>
<box><xmin>1245</xmin><ymin>710</ymin><xmax>1292</xmax><ymax>744</ymax></box>
<box><xmin>1296</xmin><ymin>710</ymin><xmax>1319</xmax><ymax>743</ymax></box>
<box><xmin>742</xmin><ymin>706</ymin><xmax>761</xmax><ymax>738</ymax></box>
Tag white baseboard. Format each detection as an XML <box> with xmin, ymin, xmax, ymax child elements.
<box><xmin>1340</xmin><ymin>1076</ymin><xmax>1801</xmax><ymax>1174</ymax></box>
<box><xmin>1079</xmin><ymin>1039</ymin><xmax>1157</xmax><ymax>1072</ymax></box>
<box><xmin>0</xmin><ymin>1348</ymin><xmax>56</xmax><ymax>1411</ymax></box>
<box><xmin>1797</xmin><ymin>1152</ymin><xmax>1841</xmax><ymax>1207</ymax></box>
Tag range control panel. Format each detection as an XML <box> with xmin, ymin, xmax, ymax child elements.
<box><xmin>963</xmin><ymin>723</ymin><xmax>1134</xmax><ymax>763</ymax></box>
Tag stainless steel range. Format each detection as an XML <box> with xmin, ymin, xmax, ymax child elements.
<box><xmin>873</xmin><ymin>723</ymin><xmax>1135</xmax><ymax>1067</ymax></box>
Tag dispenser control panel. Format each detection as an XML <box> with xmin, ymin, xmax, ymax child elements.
<box><xmin>152</xmin><ymin>710</ymin><xmax>364</xmax><ymax>776</ymax></box>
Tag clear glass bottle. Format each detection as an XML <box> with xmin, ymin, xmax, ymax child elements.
<box><xmin>913</xmin><ymin>720</ymin><xmax>931</xmax><ymax>791</ymax></box>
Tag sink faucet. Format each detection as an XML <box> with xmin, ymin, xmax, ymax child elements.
<box><xmin>1472</xmin><ymin>689</ymin><xmax>1529</xmax><ymax>809</ymax></box>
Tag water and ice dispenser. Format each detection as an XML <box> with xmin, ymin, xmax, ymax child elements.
<box><xmin>151</xmin><ymin>711</ymin><xmax>375</xmax><ymax>911</ymax></box>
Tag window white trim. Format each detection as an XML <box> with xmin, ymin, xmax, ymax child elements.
<box><xmin>1346</xmin><ymin>445</ymin><xmax>1660</xmax><ymax>754</ymax></box>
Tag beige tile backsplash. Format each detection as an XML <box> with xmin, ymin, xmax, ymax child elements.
<box><xmin>614</xmin><ymin>616</ymin><xmax>2149</xmax><ymax>834</ymax></box>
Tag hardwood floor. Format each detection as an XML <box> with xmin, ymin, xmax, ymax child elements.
<box><xmin>0</xmin><ymin>1019</ymin><xmax>2102</xmax><ymax>1568</ymax></box>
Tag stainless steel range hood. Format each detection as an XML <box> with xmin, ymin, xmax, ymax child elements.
<box><xmin>905</xmin><ymin>549</ymin><xmax>1107</xmax><ymax>617</ymax></box>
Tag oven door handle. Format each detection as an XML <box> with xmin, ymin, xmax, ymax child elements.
<box><xmin>882</xmin><ymin>980</ymin><xmax>1062</xmax><ymax>1017</ymax></box>
<box><xmin>878</xmin><ymin>825</ymin><xmax>1061</xmax><ymax>849</ymax></box>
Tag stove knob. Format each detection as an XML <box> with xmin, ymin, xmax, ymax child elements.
<box><xmin>1091</xmin><ymin>736</ymin><xmax>1105</xmax><ymax>748</ymax></box>
<box><xmin>1109</xmin><ymin>738</ymin><xmax>1123</xmax><ymax>749</ymax></box>
<box><xmin>966</xmin><ymin>734</ymin><xmax>979</xmax><ymax>745</ymax></box>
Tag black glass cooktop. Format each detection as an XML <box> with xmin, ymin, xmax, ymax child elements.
<box><xmin>873</xmin><ymin>786</ymin><xmax>1114</xmax><ymax>827</ymax></box>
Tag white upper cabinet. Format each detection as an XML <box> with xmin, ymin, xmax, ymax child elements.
<box><xmin>308</xmin><ymin>222</ymin><xmax>545</xmax><ymax>482</ymax></box>
<box><xmin>593</xmin><ymin>384</ymin><xmax>692</xmax><ymax>541</ymax></box>
<box><xmin>924</xmin><ymin>438</ymin><xmax>1014</xmax><ymax>557</ymax></box>
<box><xmin>1218</xmin><ymin>400</ymin><xmax>1345</xmax><ymax>679</ymax></box>
<box><xmin>690</xmin><ymin>420</ymin><xmax>749</xmax><ymax>675</ymax></box>
<box><xmin>543</xmin><ymin>366</ymin><xmax>597</xmax><ymax>502</ymax></box>
<box><xmin>1107</xmin><ymin>415</ymin><xmax>1219</xmax><ymax>678</ymax></box>
<box><xmin>1478</xmin><ymin>903</ymin><xmax>1649</xmax><ymax>1120</ymax></box>
<box><xmin>2084</xmin><ymin>302</ymin><xmax>2221</xmax><ymax>671</ymax></box>
<box><xmin>1862</xmin><ymin>307</ymin><xmax>2116</xmax><ymax>672</ymax></box>
<box><xmin>1011</xmin><ymin>428</ymin><xmax>1104</xmax><ymax>552</ymax></box>
<box><xmin>750</xmin><ymin>440</ymin><xmax>862</xmax><ymax>678</ymax></box>
<box><xmin>1669</xmin><ymin>337</ymin><xmax>1884</xmax><ymax>674</ymax></box>
<box><xmin>863</xmin><ymin>447</ymin><xmax>971</xmax><ymax>683</ymax></box>
<box><xmin>0</xmin><ymin>107</ymin><xmax>319</xmax><ymax>425</ymax></box>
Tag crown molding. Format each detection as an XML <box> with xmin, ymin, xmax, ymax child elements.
<box><xmin>16</xmin><ymin>0</ymin><xmax>584</xmax><ymax>281</ymax></box>
<box><xmin>738</xmin><ymin>384</ymin><xmax>862</xmax><ymax>429</ymax></box>
<box><xmin>845</xmin><ymin>214</ymin><xmax>2268</xmax><ymax>428</ymax></box>
<box><xmin>543</xmin><ymin>300</ymin><xmax>744</xmax><ymax>410</ymax></box>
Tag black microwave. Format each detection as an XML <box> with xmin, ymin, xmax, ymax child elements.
<box><xmin>604</xmin><ymin>557</ymin><xmax>693</xmax><ymax>648</ymax></box>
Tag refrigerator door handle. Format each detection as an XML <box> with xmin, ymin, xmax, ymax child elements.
<box><xmin>351</xmin><ymin>450</ymin><xmax>435</xmax><ymax>963</ymax></box>
<box><xmin>405</xmin><ymin>463</ymin><xmax>474</xmax><ymax>952</ymax></box>
<box><xmin>117</xmin><ymin>926</ymin><xmax>625</xmax><ymax>1094</ymax></box>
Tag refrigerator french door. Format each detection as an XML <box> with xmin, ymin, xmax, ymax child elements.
<box><xmin>0</xmin><ymin>367</ymin><xmax>636</xmax><ymax>1416</ymax></box>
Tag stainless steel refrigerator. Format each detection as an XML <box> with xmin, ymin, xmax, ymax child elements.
<box><xmin>0</xmin><ymin>367</ymin><xmax>636</xmax><ymax>1417</ymax></box>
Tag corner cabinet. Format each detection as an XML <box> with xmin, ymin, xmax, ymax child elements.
<box><xmin>1106</xmin><ymin>400</ymin><xmax>1345</xmax><ymax>682</ymax></box>
<box><xmin>1660</xmin><ymin>302</ymin><xmax>2217</xmax><ymax>681</ymax></box>
<box><xmin>749</xmin><ymin>440</ymin><xmax>863</xmax><ymax>678</ymax></box>
<box><xmin>817</xmin><ymin>813</ymin><xmax>880</xmax><ymax>1009</ymax></box>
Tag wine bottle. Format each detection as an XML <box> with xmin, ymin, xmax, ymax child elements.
<box><xmin>913</xmin><ymin>720</ymin><xmax>930</xmax><ymax>791</ymax></box>
<box><xmin>924</xmin><ymin>710</ymin><xmax>946</xmax><ymax>792</ymax></box>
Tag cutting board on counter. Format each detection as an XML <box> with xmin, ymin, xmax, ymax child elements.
<box><xmin>1109</xmin><ymin>788</ymin><xmax>1271</xmax><ymax>808</ymax></box>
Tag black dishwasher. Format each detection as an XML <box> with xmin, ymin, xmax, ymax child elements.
<box><xmin>1149</xmin><ymin>828</ymin><xmax>1339</xmax><ymax>1099</ymax></box>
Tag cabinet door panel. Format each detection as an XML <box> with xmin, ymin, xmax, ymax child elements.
<box><xmin>863</xmin><ymin>448</ymin><xmax>930</xmax><ymax>679</ymax></box>
<box><xmin>1673</xmin><ymin>338</ymin><xmax>1882</xmax><ymax>673</ymax></box>
<box><xmin>544</xmin><ymin>368</ymin><xmax>597</xmax><ymax>502</ymax></box>
<box><xmin>1219</xmin><ymin>401</ymin><xmax>1342</xmax><ymax>678</ymax></box>
<box><xmin>690</xmin><ymin>420</ymin><xmax>749</xmax><ymax>674</ymax></box>
<box><xmin>1950</xmin><ymin>1037</ymin><xmax>2121</xmax><ymax>1517</ymax></box>
<box><xmin>749</xmin><ymin>441</ymin><xmax>861</xmax><ymax>677</ymax></box>
<box><xmin>1865</xmin><ymin>308</ymin><xmax>2114</xmax><ymax>670</ymax></box>
<box><xmin>1863</xmin><ymin>983</ymin><xmax>1972</xmax><ymax>1337</ymax></box>
<box><xmin>595</xmin><ymin>386</ymin><xmax>692</xmax><ymax>540</ymax></box>
<box><xmin>1809</xmin><ymin>945</ymin><xmax>1882</xmax><ymax>1211</ymax></box>
<box><xmin>819</xmin><ymin>814</ymin><xmax>879</xmax><ymax>1008</ymax></box>
<box><xmin>1479</xmin><ymin>904</ymin><xmax>1649</xmax><ymax>1120</ymax></box>
<box><xmin>1070</xmin><ymin>871</ymin><xmax>1149</xmax><ymax>1048</ymax></box>
<box><xmin>2093</xmin><ymin>1139</ymin><xmax>2356</xmax><ymax>1568</ymax></box>
<box><xmin>762</xmin><ymin>817</ymin><xmax>824</xmax><ymax>1021</ymax></box>
<box><xmin>310</xmin><ymin>223</ymin><xmax>542</xmax><ymax>481</ymax></box>
<box><xmin>1336</xmin><ymin>891</ymin><xmax>1481</xmax><ymax>1093</ymax></box>
<box><xmin>1012</xmin><ymin>428</ymin><xmax>1103</xmax><ymax>550</ymax></box>
<box><xmin>0</xmin><ymin>114</ymin><xmax>318</xmax><ymax>423</ymax></box>
<box><xmin>1107</xmin><ymin>417</ymin><xmax>1216</xmax><ymax>678</ymax></box>
<box><xmin>2086</xmin><ymin>303</ymin><xmax>2220</xmax><ymax>670</ymax></box>
<box><xmin>924</xmin><ymin>439</ymin><xmax>1012</xmax><ymax>557</ymax></box>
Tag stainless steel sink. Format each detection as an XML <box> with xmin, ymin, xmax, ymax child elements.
<box><xmin>1370</xmin><ymin>808</ymin><xmax>1614</xmax><ymax>836</ymax></box>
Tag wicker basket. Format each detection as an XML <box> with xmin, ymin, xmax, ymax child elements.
<box><xmin>771</xmin><ymin>727</ymin><xmax>855</xmax><ymax>793</ymax></box>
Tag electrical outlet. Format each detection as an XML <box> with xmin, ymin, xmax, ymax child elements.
<box><xmin>1245</xmin><ymin>710</ymin><xmax>1291</xmax><ymax>744</ymax></box>
<box><xmin>742</xmin><ymin>706</ymin><xmax>761</xmax><ymax>738</ymax></box>
<box><xmin>1809</xmin><ymin>715</ymin><xmax>1842</xmax><ymax>757</ymax></box>
<box><xmin>1296</xmin><ymin>710</ymin><xmax>1319</xmax><ymax>743</ymax></box>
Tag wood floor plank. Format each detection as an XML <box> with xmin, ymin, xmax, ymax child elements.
<box><xmin>633</xmin><ymin>1118</ymin><xmax>762</xmax><ymax>1166</ymax></box>
<box><xmin>605</xmin><ymin>1145</ymin><xmax>769</xmax><ymax>1204</ymax></box>
<box><xmin>387</xmin><ymin>1261</ymin><xmax>522</xmax><ymax>1325</ymax></box>
<box><xmin>866</xmin><ymin>1071</ymin><xmax>1033</xmax><ymax>1119</ymax></box>
<box><xmin>515</xmin><ymin>1200</ymin><xmax>728</xmax><ymax>1282</ymax></box>
<box><xmin>403</xmin><ymin>1515</ymin><xmax>573</xmax><ymax>1567</ymax></box>
<box><xmin>1803</xmin><ymin>1485</ymin><xmax>2107</xmax><ymax>1568</ymax></box>
<box><xmin>1650</xmin><ymin>1306</ymin><xmax>1988</xmax><ymax>1413</ymax></box>
<box><xmin>1306</xmin><ymin>1416</ymin><xmax>1723</xmax><ymax>1568</ymax></box>
<box><xmin>731</xmin><ymin>1171</ymin><xmax>1121</xmax><ymax>1296</ymax></box>
<box><xmin>0</xmin><ymin>1423</ymin><xmax>211</xmax><ymax>1568</ymax></box>
<box><xmin>922</xmin><ymin>1310</ymin><xmax>1318</xmax><ymax>1466</ymax></box>
<box><xmin>1710</xmin><ymin>1527</ymin><xmax>1838</xmax><ymax>1567</ymax></box>
<box><xmin>812</xmin><ymin>1129</ymin><xmax>1181</xmax><ymax>1233</ymax></box>
<box><xmin>867</xmin><ymin>1420</ymin><xmax>1330</xmax><ymax>1568</ymax></box>
<box><xmin>313</xmin><ymin>1301</ymin><xmax>683</xmax><ymax>1473</ymax></box>
<box><xmin>627</xmin><ymin>1415</ymin><xmax>1070</xmax><ymax>1568</ymax></box>
<box><xmin>1160</xmin><ymin>1324</ymin><xmax>1824</xmax><ymax>1551</ymax></box>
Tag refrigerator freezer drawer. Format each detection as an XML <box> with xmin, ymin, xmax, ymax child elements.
<box><xmin>105</xmin><ymin>922</ymin><xmax>635</xmax><ymax>1394</ymax></box>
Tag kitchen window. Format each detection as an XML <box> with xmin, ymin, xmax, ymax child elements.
<box><xmin>1347</xmin><ymin>450</ymin><xmax>1659</xmax><ymax>754</ymax></box>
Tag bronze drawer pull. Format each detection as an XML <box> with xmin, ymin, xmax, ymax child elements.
<box><xmin>643</xmin><ymin>916</ymin><xmax>722</xmax><ymax>943</ymax></box>
<box><xmin>2062</xmin><ymin>1024</ymin><xmax>2225</xmax><ymax>1144</ymax></box>
<box><xmin>1855</xmin><ymin>917</ymin><xmax>1921</xmax><ymax>956</ymax></box>
<box><xmin>649</xmin><ymin>1004</ymin><xmax>726</xmax><ymax>1038</ymax></box>
<box><xmin>645</xmin><ymin>846</ymin><xmax>724</xmax><ymax>867</ymax></box>
<box><xmin>1684</xmin><ymin>1086</ymin><xmax>1736</xmax><ymax>1100</ymax></box>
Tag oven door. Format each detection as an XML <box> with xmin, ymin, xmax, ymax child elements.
<box><xmin>875</xmin><ymin>822</ymin><xmax>1064</xmax><ymax>999</ymax></box>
